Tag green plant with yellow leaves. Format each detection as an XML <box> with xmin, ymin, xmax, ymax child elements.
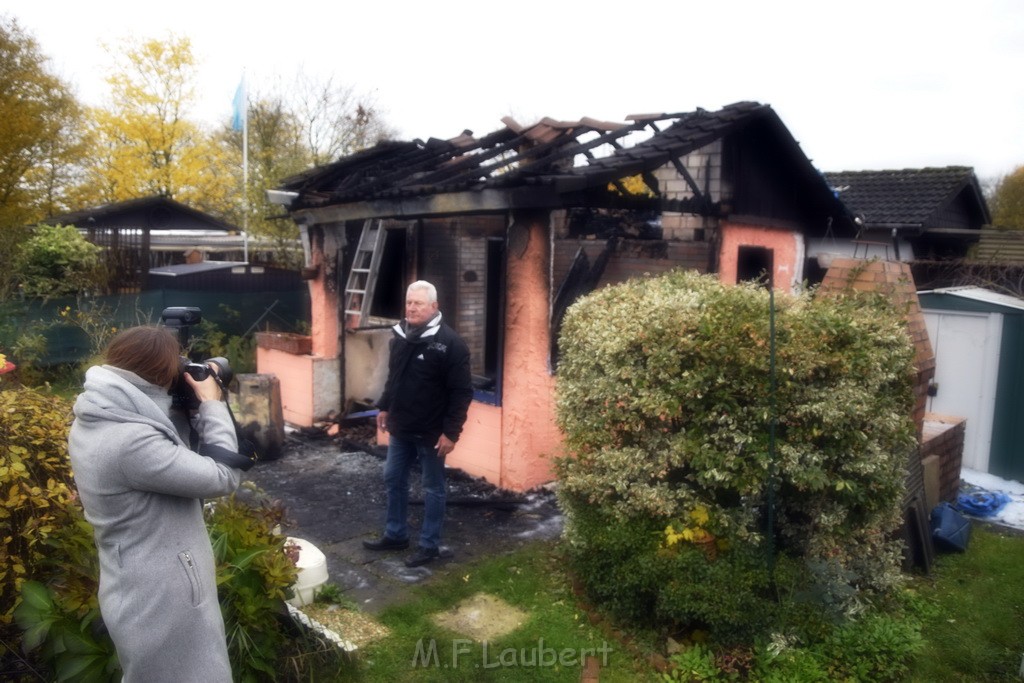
<box><xmin>663</xmin><ymin>505</ymin><xmax>713</xmax><ymax>546</ymax></box>
<box><xmin>0</xmin><ymin>387</ymin><xmax>79</xmax><ymax>632</ymax></box>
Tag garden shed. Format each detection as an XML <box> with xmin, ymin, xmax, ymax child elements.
<box><xmin>918</xmin><ymin>286</ymin><xmax>1024</xmax><ymax>482</ymax></box>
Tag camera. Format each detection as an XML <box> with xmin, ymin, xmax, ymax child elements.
<box><xmin>174</xmin><ymin>356</ymin><xmax>233</xmax><ymax>410</ymax></box>
<box><xmin>159</xmin><ymin>306</ymin><xmax>257</xmax><ymax>461</ymax></box>
<box><xmin>181</xmin><ymin>356</ymin><xmax>233</xmax><ymax>384</ymax></box>
<box><xmin>160</xmin><ymin>306</ymin><xmax>202</xmax><ymax>328</ymax></box>
<box><xmin>160</xmin><ymin>307</ymin><xmax>233</xmax><ymax>410</ymax></box>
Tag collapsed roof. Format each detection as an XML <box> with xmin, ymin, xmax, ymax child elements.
<box><xmin>277</xmin><ymin>101</ymin><xmax>851</xmax><ymax>230</ymax></box>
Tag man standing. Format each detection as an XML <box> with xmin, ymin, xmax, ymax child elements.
<box><xmin>364</xmin><ymin>280</ymin><xmax>474</xmax><ymax>567</ymax></box>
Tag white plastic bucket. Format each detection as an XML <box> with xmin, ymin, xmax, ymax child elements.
<box><xmin>285</xmin><ymin>537</ymin><xmax>328</xmax><ymax>607</ymax></box>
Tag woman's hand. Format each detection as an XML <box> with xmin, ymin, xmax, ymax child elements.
<box><xmin>183</xmin><ymin>366</ymin><xmax>223</xmax><ymax>403</ymax></box>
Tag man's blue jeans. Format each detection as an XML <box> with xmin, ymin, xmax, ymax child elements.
<box><xmin>383</xmin><ymin>434</ymin><xmax>447</xmax><ymax>551</ymax></box>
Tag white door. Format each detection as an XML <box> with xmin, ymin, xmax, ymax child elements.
<box><xmin>923</xmin><ymin>310</ymin><xmax>1003</xmax><ymax>472</ymax></box>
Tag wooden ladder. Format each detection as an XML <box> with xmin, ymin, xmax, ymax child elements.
<box><xmin>343</xmin><ymin>219</ymin><xmax>385</xmax><ymax>329</ymax></box>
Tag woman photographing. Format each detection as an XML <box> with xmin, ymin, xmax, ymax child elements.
<box><xmin>68</xmin><ymin>325</ymin><xmax>253</xmax><ymax>682</ymax></box>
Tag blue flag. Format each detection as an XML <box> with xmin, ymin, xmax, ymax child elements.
<box><xmin>231</xmin><ymin>78</ymin><xmax>246</xmax><ymax>132</ymax></box>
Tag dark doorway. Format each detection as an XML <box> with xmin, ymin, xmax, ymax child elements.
<box><xmin>371</xmin><ymin>228</ymin><xmax>408</xmax><ymax>319</ymax></box>
<box><xmin>737</xmin><ymin>246</ymin><xmax>774</xmax><ymax>288</ymax></box>
<box><xmin>470</xmin><ymin>237</ymin><xmax>506</xmax><ymax>405</ymax></box>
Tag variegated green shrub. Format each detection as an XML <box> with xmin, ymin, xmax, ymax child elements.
<box><xmin>555</xmin><ymin>270</ymin><xmax>916</xmax><ymax>636</ymax></box>
<box><xmin>0</xmin><ymin>387</ymin><xmax>79</xmax><ymax>630</ymax></box>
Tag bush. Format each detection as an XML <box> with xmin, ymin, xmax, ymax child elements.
<box><xmin>13</xmin><ymin>224</ymin><xmax>104</xmax><ymax>300</ymax></box>
<box><xmin>0</xmin><ymin>387</ymin><xmax>78</xmax><ymax>633</ymax></box>
<box><xmin>207</xmin><ymin>491</ymin><xmax>299</xmax><ymax>681</ymax></box>
<box><xmin>191</xmin><ymin>312</ymin><xmax>257</xmax><ymax>376</ymax></box>
<box><xmin>815</xmin><ymin>611</ymin><xmax>923</xmax><ymax>682</ymax></box>
<box><xmin>555</xmin><ymin>270</ymin><xmax>916</xmax><ymax>640</ymax></box>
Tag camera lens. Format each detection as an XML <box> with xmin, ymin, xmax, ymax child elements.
<box><xmin>185</xmin><ymin>363</ymin><xmax>210</xmax><ymax>381</ymax></box>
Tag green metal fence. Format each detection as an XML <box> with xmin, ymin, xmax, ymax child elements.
<box><xmin>1</xmin><ymin>289</ymin><xmax>309</xmax><ymax>366</ymax></box>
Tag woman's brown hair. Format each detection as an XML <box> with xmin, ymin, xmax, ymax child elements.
<box><xmin>104</xmin><ymin>326</ymin><xmax>181</xmax><ymax>388</ymax></box>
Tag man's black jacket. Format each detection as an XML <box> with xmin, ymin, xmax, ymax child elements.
<box><xmin>377</xmin><ymin>315</ymin><xmax>473</xmax><ymax>444</ymax></box>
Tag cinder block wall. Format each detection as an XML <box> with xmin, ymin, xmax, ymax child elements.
<box><xmin>455</xmin><ymin>233</ymin><xmax>487</xmax><ymax>376</ymax></box>
<box><xmin>653</xmin><ymin>140</ymin><xmax>723</xmax><ymax>241</ymax></box>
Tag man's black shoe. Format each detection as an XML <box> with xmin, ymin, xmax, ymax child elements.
<box><xmin>404</xmin><ymin>546</ymin><xmax>440</xmax><ymax>567</ymax></box>
<box><xmin>362</xmin><ymin>536</ymin><xmax>409</xmax><ymax>551</ymax></box>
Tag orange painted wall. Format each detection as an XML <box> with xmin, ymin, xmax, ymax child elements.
<box><xmin>375</xmin><ymin>402</ymin><xmax>504</xmax><ymax>485</ymax></box>
<box><xmin>256</xmin><ymin>229</ymin><xmax>342</xmax><ymax>428</ymax></box>
<box><xmin>310</xmin><ymin>233</ymin><xmax>340</xmax><ymax>358</ymax></box>
<box><xmin>256</xmin><ymin>347</ymin><xmax>315</xmax><ymax>427</ymax></box>
<box><xmin>445</xmin><ymin>402</ymin><xmax>503</xmax><ymax>484</ymax></box>
<box><xmin>499</xmin><ymin>215</ymin><xmax>562</xmax><ymax>490</ymax></box>
<box><xmin>717</xmin><ymin>221</ymin><xmax>805</xmax><ymax>292</ymax></box>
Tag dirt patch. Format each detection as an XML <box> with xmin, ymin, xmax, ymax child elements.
<box><xmin>431</xmin><ymin>592</ymin><xmax>529</xmax><ymax>642</ymax></box>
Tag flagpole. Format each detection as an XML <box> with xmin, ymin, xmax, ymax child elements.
<box><xmin>242</xmin><ymin>70</ymin><xmax>249</xmax><ymax>264</ymax></box>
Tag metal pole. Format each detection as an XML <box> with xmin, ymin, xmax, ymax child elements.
<box><xmin>766</xmin><ymin>279</ymin><xmax>778</xmax><ymax>578</ymax></box>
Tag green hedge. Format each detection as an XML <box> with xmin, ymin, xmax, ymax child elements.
<box><xmin>555</xmin><ymin>270</ymin><xmax>917</xmax><ymax>640</ymax></box>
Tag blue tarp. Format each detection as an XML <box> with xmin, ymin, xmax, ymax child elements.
<box><xmin>957</xmin><ymin>490</ymin><xmax>1012</xmax><ymax>517</ymax></box>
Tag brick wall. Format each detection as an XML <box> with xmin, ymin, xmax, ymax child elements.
<box><xmin>921</xmin><ymin>413</ymin><xmax>966</xmax><ymax>503</ymax></box>
<box><xmin>818</xmin><ymin>258</ymin><xmax>936</xmax><ymax>441</ymax></box>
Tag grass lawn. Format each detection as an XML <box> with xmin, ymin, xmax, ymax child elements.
<box><xmin>317</xmin><ymin>523</ymin><xmax>1024</xmax><ymax>681</ymax></box>
<box><xmin>351</xmin><ymin>540</ymin><xmax>662</xmax><ymax>682</ymax></box>
<box><xmin>907</xmin><ymin>523</ymin><xmax>1024</xmax><ymax>681</ymax></box>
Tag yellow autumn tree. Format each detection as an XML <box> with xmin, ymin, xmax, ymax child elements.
<box><xmin>71</xmin><ymin>35</ymin><xmax>237</xmax><ymax>217</ymax></box>
<box><xmin>0</xmin><ymin>17</ymin><xmax>84</xmax><ymax>297</ymax></box>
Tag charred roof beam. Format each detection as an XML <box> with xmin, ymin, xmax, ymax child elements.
<box><xmin>670</xmin><ymin>157</ymin><xmax>706</xmax><ymax>201</ymax></box>
<box><xmin>480</xmin><ymin>118</ymin><xmax>660</xmax><ymax>187</ymax></box>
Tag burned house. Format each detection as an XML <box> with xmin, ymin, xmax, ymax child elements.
<box><xmin>264</xmin><ymin>101</ymin><xmax>863</xmax><ymax>490</ymax></box>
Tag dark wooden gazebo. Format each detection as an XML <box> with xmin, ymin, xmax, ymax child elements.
<box><xmin>45</xmin><ymin>196</ymin><xmax>242</xmax><ymax>292</ymax></box>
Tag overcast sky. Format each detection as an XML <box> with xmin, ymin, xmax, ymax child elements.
<box><xmin>4</xmin><ymin>0</ymin><xmax>1023</xmax><ymax>182</ymax></box>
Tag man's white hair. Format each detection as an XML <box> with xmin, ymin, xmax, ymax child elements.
<box><xmin>407</xmin><ymin>280</ymin><xmax>437</xmax><ymax>303</ymax></box>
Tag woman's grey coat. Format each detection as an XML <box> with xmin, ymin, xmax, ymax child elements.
<box><xmin>69</xmin><ymin>365</ymin><xmax>242</xmax><ymax>683</ymax></box>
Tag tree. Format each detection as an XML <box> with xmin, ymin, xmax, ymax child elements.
<box><xmin>72</xmin><ymin>35</ymin><xmax>236</xmax><ymax>216</ymax></box>
<box><xmin>290</xmin><ymin>71</ymin><xmax>396</xmax><ymax>167</ymax></box>
<box><xmin>220</xmin><ymin>74</ymin><xmax>397</xmax><ymax>265</ymax></box>
<box><xmin>220</xmin><ymin>92</ymin><xmax>308</xmax><ymax>261</ymax></box>
<box><xmin>990</xmin><ymin>165</ymin><xmax>1024</xmax><ymax>229</ymax></box>
<box><xmin>0</xmin><ymin>16</ymin><xmax>83</xmax><ymax>293</ymax></box>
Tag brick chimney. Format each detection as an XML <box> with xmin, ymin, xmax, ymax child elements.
<box><xmin>817</xmin><ymin>258</ymin><xmax>935</xmax><ymax>441</ymax></box>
